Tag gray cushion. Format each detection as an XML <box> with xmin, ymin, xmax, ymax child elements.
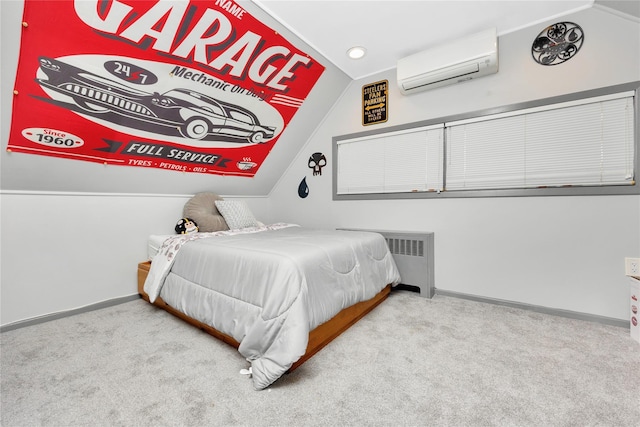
<box><xmin>183</xmin><ymin>192</ymin><xmax>229</xmax><ymax>232</ymax></box>
<box><xmin>214</xmin><ymin>200</ymin><xmax>259</xmax><ymax>229</ymax></box>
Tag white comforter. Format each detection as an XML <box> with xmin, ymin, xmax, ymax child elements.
<box><xmin>144</xmin><ymin>224</ymin><xmax>401</xmax><ymax>389</ymax></box>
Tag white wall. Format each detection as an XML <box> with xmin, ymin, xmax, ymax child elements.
<box><xmin>268</xmin><ymin>7</ymin><xmax>640</xmax><ymax>321</ymax></box>
<box><xmin>0</xmin><ymin>0</ymin><xmax>325</xmax><ymax>325</ymax></box>
<box><xmin>2</xmin><ymin>4</ymin><xmax>639</xmax><ymax>326</ymax></box>
<box><xmin>0</xmin><ymin>192</ymin><xmax>272</xmax><ymax>325</ymax></box>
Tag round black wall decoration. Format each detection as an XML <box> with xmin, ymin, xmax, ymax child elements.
<box><xmin>532</xmin><ymin>22</ymin><xmax>584</xmax><ymax>66</ymax></box>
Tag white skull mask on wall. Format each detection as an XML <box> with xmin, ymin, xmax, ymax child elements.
<box><xmin>308</xmin><ymin>152</ymin><xmax>327</xmax><ymax>176</ymax></box>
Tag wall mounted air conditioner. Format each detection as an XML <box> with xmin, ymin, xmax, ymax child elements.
<box><xmin>397</xmin><ymin>28</ymin><xmax>498</xmax><ymax>95</ymax></box>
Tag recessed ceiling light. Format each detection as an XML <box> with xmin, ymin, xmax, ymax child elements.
<box><xmin>347</xmin><ymin>46</ymin><xmax>366</xmax><ymax>59</ymax></box>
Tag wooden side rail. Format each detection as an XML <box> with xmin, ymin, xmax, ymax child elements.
<box><xmin>137</xmin><ymin>261</ymin><xmax>390</xmax><ymax>372</ymax></box>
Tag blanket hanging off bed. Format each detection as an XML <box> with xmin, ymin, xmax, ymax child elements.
<box><xmin>144</xmin><ymin>224</ymin><xmax>401</xmax><ymax>389</ymax></box>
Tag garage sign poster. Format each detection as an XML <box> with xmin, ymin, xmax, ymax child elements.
<box><xmin>8</xmin><ymin>0</ymin><xmax>325</xmax><ymax>176</ymax></box>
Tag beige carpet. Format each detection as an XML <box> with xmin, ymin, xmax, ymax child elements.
<box><xmin>2</xmin><ymin>290</ymin><xmax>639</xmax><ymax>426</ymax></box>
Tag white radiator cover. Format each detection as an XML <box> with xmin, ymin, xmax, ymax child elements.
<box><xmin>339</xmin><ymin>229</ymin><xmax>434</xmax><ymax>298</ymax></box>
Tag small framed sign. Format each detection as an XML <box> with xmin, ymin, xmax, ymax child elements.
<box><xmin>362</xmin><ymin>80</ymin><xmax>388</xmax><ymax>126</ymax></box>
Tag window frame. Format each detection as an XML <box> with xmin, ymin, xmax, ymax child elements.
<box><xmin>332</xmin><ymin>82</ymin><xmax>640</xmax><ymax>200</ymax></box>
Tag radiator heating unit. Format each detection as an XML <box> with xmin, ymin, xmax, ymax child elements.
<box><xmin>340</xmin><ymin>229</ymin><xmax>434</xmax><ymax>298</ymax></box>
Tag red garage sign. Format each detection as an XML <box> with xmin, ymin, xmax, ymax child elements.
<box><xmin>8</xmin><ymin>0</ymin><xmax>324</xmax><ymax>176</ymax></box>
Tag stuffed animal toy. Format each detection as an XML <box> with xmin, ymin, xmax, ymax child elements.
<box><xmin>175</xmin><ymin>218</ymin><xmax>199</xmax><ymax>234</ymax></box>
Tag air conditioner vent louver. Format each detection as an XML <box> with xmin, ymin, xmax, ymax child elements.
<box><xmin>397</xmin><ymin>27</ymin><xmax>498</xmax><ymax>95</ymax></box>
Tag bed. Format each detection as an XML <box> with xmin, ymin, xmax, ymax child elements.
<box><xmin>137</xmin><ymin>194</ymin><xmax>401</xmax><ymax>390</ymax></box>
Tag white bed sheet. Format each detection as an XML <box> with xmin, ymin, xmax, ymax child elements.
<box><xmin>147</xmin><ymin>234</ymin><xmax>173</xmax><ymax>260</ymax></box>
<box><xmin>144</xmin><ymin>224</ymin><xmax>401</xmax><ymax>389</ymax></box>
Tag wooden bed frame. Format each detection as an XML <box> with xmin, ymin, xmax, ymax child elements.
<box><xmin>137</xmin><ymin>261</ymin><xmax>390</xmax><ymax>371</ymax></box>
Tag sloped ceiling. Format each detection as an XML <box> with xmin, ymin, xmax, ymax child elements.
<box><xmin>253</xmin><ymin>0</ymin><xmax>639</xmax><ymax>80</ymax></box>
<box><xmin>2</xmin><ymin>0</ymin><xmax>638</xmax><ymax>195</ymax></box>
<box><xmin>0</xmin><ymin>0</ymin><xmax>351</xmax><ymax>196</ymax></box>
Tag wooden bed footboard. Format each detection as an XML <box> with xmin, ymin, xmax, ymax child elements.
<box><xmin>137</xmin><ymin>261</ymin><xmax>390</xmax><ymax>372</ymax></box>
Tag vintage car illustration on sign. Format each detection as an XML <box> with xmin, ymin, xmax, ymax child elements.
<box><xmin>35</xmin><ymin>57</ymin><xmax>277</xmax><ymax>144</ymax></box>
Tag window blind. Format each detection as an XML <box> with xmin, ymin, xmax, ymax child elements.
<box><xmin>335</xmin><ymin>87</ymin><xmax>637</xmax><ymax>198</ymax></box>
<box><xmin>336</xmin><ymin>125</ymin><xmax>444</xmax><ymax>194</ymax></box>
<box><xmin>445</xmin><ymin>93</ymin><xmax>635</xmax><ymax>190</ymax></box>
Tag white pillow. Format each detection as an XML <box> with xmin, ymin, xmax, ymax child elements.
<box><xmin>214</xmin><ymin>200</ymin><xmax>260</xmax><ymax>229</ymax></box>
